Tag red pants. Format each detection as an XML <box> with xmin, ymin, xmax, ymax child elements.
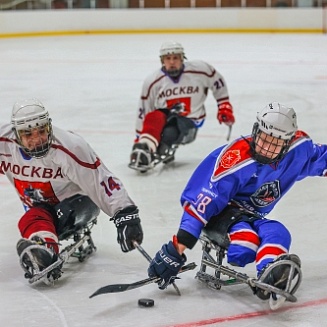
<box><xmin>140</xmin><ymin>110</ymin><xmax>167</xmax><ymax>146</ymax></box>
<box><xmin>18</xmin><ymin>207</ymin><xmax>59</xmax><ymax>253</ymax></box>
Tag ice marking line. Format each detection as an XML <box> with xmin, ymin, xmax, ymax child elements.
<box><xmin>32</xmin><ymin>289</ymin><xmax>69</xmax><ymax>327</ymax></box>
<box><xmin>164</xmin><ymin>297</ymin><xmax>327</xmax><ymax>327</ymax></box>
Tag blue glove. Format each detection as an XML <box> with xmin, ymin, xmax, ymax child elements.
<box><xmin>148</xmin><ymin>241</ymin><xmax>186</xmax><ymax>290</ymax></box>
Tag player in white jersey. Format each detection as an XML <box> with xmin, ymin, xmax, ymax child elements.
<box><xmin>129</xmin><ymin>41</ymin><xmax>235</xmax><ymax>172</ymax></box>
<box><xmin>0</xmin><ymin>99</ymin><xmax>143</xmax><ymax>279</ymax></box>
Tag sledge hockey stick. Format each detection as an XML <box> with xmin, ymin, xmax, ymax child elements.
<box><xmin>133</xmin><ymin>241</ymin><xmax>181</xmax><ymax>296</ymax></box>
<box><xmin>89</xmin><ymin>262</ymin><xmax>197</xmax><ymax>298</ymax></box>
<box><xmin>226</xmin><ymin>125</ymin><xmax>232</xmax><ymax>141</ymax></box>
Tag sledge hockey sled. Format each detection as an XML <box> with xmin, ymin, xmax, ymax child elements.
<box><xmin>20</xmin><ymin>195</ymin><xmax>100</xmax><ymax>285</ymax></box>
<box><xmin>129</xmin><ymin>106</ymin><xmax>198</xmax><ymax>173</ymax></box>
<box><xmin>195</xmin><ymin>225</ymin><xmax>302</xmax><ymax>310</ymax></box>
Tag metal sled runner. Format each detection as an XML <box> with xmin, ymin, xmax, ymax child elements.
<box><xmin>196</xmin><ymin>229</ymin><xmax>302</xmax><ymax>310</ymax></box>
<box><xmin>20</xmin><ymin>195</ymin><xmax>100</xmax><ymax>285</ymax></box>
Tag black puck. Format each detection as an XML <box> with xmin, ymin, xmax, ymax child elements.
<box><xmin>138</xmin><ymin>298</ymin><xmax>154</xmax><ymax>307</ymax></box>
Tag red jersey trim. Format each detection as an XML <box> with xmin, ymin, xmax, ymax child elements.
<box><xmin>52</xmin><ymin>144</ymin><xmax>101</xmax><ymax>169</ymax></box>
<box><xmin>183</xmin><ymin>69</ymin><xmax>216</xmax><ymax>78</ymax></box>
<box><xmin>290</xmin><ymin>130</ymin><xmax>310</xmax><ymax>144</ymax></box>
<box><xmin>183</xmin><ymin>202</ymin><xmax>208</xmax><ymax>226</ymax></box>
<box><xmin>141</xmin><ymin>75</ymin><xmax>166</xmax><ymax>100</ymax></box>
<box><xmin>212</xmin><ymin>137</ymin><xmax>253</xmax><ymax>181</ymax></box>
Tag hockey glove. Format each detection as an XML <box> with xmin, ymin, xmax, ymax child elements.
<box><xmin>217</xmin><ymin>102</ymin><xmax>235</xmax><ymax>126</ymax></box>
<box><xmin>111</xmin><ymin>205</ymin><xmax>143</xmax><ymax>253</ymax></box>
<box><xmin>148</xmin><ymin>241</ymin><xmax>186</xmax><ymax>290</ymax></box>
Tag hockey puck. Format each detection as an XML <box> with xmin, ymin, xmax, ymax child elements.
<box><xmin>138</xmin><ymin>298</ymin><xmax>154</xmax><ymax>307</ymax></box>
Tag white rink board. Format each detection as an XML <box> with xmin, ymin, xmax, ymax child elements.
<box><xmin>0</xmin><ymin>8</ymin><xmax>324</xmax><ymax>35</ymax></box>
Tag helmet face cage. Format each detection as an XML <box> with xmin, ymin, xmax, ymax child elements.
<box><xmin>11</xmin><ymin>100</ymin><xmax>53</xmax><ymax>158</ymax></box>
<box><xmin>159</xmin><ymin>41</ymin><xmax>186</xmax><ymax>78</ymax></box>
<box><xmin>250</xmin><ymin>123</ymin><xmax>292</xmax><ymax>164</ymax></box>
<box><xmin>250</xmin><ymin>102</ymin><xmax>297</xmax><ymax>164</ymax></box>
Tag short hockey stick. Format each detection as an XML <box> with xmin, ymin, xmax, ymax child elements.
<box><xmin>133</xmin><ymin>241</ymin><xmax>181</xmax><ymax>296</ymax></box>
<box><xmin>89</xmin><ymin>262</ymin><xmax>197</xmax><ymax>298</ymax></box>
<box><xmin>226</xmin><ymin>125</ymin><xmax>232</xmax><ymax>141</ymax></box>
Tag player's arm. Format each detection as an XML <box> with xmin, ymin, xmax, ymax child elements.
<box><xmin>208</xmin><ymin>63</ymin><xmax>235</xmax><ymax>126</ymax></box>
<box><xmin>135</xmin><ymin>74</ymin><xmax>159</xmax><ymax>140</ymax></box>
<box><xmin>148</xmin><ymin>148</ymin><xmax>232</xmax><ymax>288</ymax></box>
<box><xmin>61</xmin><ymin>137</ymin><xmax>143</xmax><ymax>252</ymax></box>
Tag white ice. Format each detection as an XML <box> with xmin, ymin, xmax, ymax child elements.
<box><xmin>0</xmin><ymin>32</ymin><xmax>327</xmax><ymax>327</ymax></box>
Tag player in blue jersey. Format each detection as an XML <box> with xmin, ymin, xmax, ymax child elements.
<box><xmin>147</xmin><ymin>102</ymin><xmax>326</xmax><ymax>300</ymax></box>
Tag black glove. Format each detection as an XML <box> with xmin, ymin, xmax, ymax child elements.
<box><xmin>148</xmin><ymin>241</ymin><xmax>186</xmax><ymax>290</ymax></box>
<box><xmin>111</xmin><ymin>205</ymin><xmax>143</xmax><ymax>253</ymax></box>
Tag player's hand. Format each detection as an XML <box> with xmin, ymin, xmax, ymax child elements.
<box><xmin>111</xmin><ymin>205</ymin><xmax>143</xmax><ymax>252</ymax></box>
<box><xmin>148</xmin><ymin>241</ymin><xmax>186</xmax><ymax>290</ymax></box>
<box><xmin>217</xmin><ymin>102</ymin><xmax>235</xmax><ymax>126</ymax></box>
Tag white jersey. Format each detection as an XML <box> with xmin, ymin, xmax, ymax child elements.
<box><xmin>0</xmin><ymin>124</ymin><xmax>134</xmax><ymax>217</ymax></box>
<box><xmin>135</xmin><ymin>60</ymin><xmax>230</xmax><ymax>136</ymax></box>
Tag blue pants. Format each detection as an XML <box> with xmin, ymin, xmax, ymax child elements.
<box><xmin>226</xmin><ymin>218</ymin><xmax>291</xmax><ymax>275</ymax></box>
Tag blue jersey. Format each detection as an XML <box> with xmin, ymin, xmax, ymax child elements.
<box><xmin>179</xmin><ymin>130</ymin><xmax>327</xmax><ymax>239</ymax></box>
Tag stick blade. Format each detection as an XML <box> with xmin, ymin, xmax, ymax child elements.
<box><xmin>89</xmin><ymin>283</ymin><xmax>130</xmax><ymax>298</ymax></box>
<box><xmin>89</xmin><ymin>262</ymin><xmax>197</xmax><ymax>299</ymax></box>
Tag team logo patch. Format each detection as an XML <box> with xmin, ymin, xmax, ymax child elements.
<box><xmin>14</xmin><ymin>179</ymin><xmax>59</xmax><ymax>208</ymax></box>
<box><xmin>250</xmin><ymin>180</ymin><xmax>281</xmax><ymax>207</ymax></box>
<box><xmin>221</xmin><ymin>150</ymin><xmax>241</xmax><ymax>169</ymax></box>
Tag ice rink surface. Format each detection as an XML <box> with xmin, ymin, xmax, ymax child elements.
<box><xmin>0</xmin><ymin>32</ymin><xmax>327</xmax><ymax>327</ymax></box>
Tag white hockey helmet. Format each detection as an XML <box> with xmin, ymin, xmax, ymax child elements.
<box><xmin>11</xmin><ymin>99</ymin><xmax>53</xmax><ymax>158</ymax></box>
<box><xmin>159</xmin><ymin>41</ymin><xmax>186</xmax><ymax>78</ymax></box>
<box><xmin>251</xmin><ymin>102</ymin><xmax>298</xmax><ymax>164</ymax></box>
<box><xmin>255</xmin><ymin>102</ymin><xmax>298</xmax><ymax>140</ymax></box>
<box><xmin>159</xmin><ymin>41</ymin><xmax>185</xmax><ymax>58</ymax></box>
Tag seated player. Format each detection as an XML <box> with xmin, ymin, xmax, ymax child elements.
<box><xmin>147</xmin><ymin>102</ymin><xmax>327</xmax><ymax>300</ymax></box>
<box><xmin>129</xmin><ymin>41</ymin><xmax>235</xmax><ymax>171</ymax></box>
<box><xmin>0</xmin><ymin>99</ymin><xmax>143</xmax><ymax>278</ymax></box>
